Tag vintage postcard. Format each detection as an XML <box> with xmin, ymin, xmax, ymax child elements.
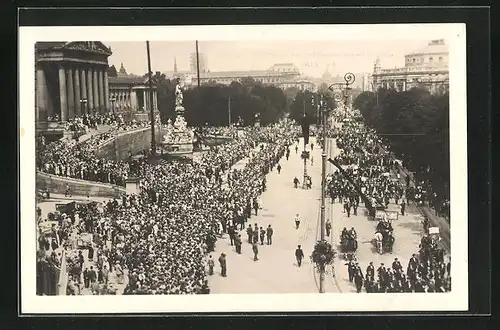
<box><xmin>19</xmin><ymin>23</ymin><xmax>467</xmax><ymax>313</ymax></box>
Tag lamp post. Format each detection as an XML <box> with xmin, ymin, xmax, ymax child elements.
<box><xmin>319</xmin><ymin>94</ymin><xmax>328</xmax><ymax>293</ymax></box>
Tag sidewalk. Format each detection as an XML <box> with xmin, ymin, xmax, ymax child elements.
<box><xmin>207</xmin><ymin>138</ymin><xmax>328</xmax><ymax>294</ymax></box>
<box><xmin>392</xmin><ymin>166</ymin><xmax>450</xmax><ymax>253</ymax></box>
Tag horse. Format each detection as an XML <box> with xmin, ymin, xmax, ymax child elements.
<box><xmin>373</xmin><ymin>231</ymin><xmax>384</xmax><ymax>254</ymax></box>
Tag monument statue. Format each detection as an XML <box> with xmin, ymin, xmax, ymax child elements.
<box><xmin>160</xmin><ymin>78</ymin><xmax>194</xmax><ymax>157</ymax></box>
<box><xmin>175</xmin><ymin>78</ymin><xmax>185</xmax><ymax>114</ymax></box>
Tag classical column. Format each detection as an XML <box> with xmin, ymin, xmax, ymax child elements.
<box><xmin>66</xmin><ymin>68</ymin><xmax>75</xmax><ymax>119</ymax></box>
<box><xmin>104</xmin><ymin>69</ymin><xmax>109</xmax><ymax>112</ymax></box>
<box><xmin>98</xmin><ymin>69</ymin><xmax>105</xmax><ymax>111</ymax></box>
<box><xmin>73</xmin><ymin>68</ymin><xmax>81</xmax><ymax>116</ymax></box>
<box><xmin>58</xmin><ymin>65</ymin><xmax>68</xmax><ymax>121</ymax></box>
<box><xmin>142</xmin><ymin>90</ymin><xmax>146</xmax><ymax>111</ymax></box>
<box><xmin>153</xmin><ymin>90</ymin><xmax>157</xmax><ymax>110</ymax></box>
<box><xmin>93</xmin><ymin>68</ymin><xmax>99</xmax><ymax>111</ymax></box>
<box><xmin>87</xmin><ymin>68</ymin><xmax>94</xmax><ymax>112</ymax></box>
<box><xmin>36</xmin><ymin>67</ymin><xmax>47</xmax><ymax>122</ymax></box>
<box><xmin>80</xmin><ymin>68</ymin><xmax>87</xmax><ymax>114</ymax></box>
<box><xmin>130</xmin><ymin>90</ymin><xmax>137</xmax><ymax>112</ymax></box>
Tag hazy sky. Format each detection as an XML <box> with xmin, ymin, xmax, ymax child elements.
<box><xmin>106</xmin><ymin>39</ymin><xmax>444</xmax><ymax>78</ymax></box>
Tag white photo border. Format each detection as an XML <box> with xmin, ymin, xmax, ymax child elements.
<box><xmin>19</xmin><ymin>23</ymin><xmax>468</xmax><ymax>314</ymax></box>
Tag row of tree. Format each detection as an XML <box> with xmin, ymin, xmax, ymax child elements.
<box><xmin>151</xmin><ymin>74</ymin><xmax>299</xmax><ymax>127</ymax></box>
<box><xmin>149</xmin><ymin>72</ymin><xmax>336</xmax><ymax>127</ymax></box>
<box><xmin>353</xmin><ymin>88</ymin><xmax>450</xmax><ymax>200</ymax></box>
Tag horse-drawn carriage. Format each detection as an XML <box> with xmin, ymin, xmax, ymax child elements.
<box><xmin>340</xmin><ymin>232</ymin><xmax>358</xmax><ymax>259</ymax></box>
<box><xmin>372</xmin><ymin>220</ymin><xmax>395</xmax><ymax>254</ymax></box>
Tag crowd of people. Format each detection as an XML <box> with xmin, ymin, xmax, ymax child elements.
<box><xmin>332</xmin><ymin>111</ymin><xmax>451</xmax><ymax>293</ymax></box>
<box><xmin>37</xmin><ymin>135</ymin><xmax>130</xmax><ymax>186</ymax></box>
<box><xmin>36</xmin><ymin>119</ymin><xmax>299</xmax><ymax>295</ymax></box>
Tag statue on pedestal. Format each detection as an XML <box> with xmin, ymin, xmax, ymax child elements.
<box><xmin>160</xmin><ymin>78</ymin><xmax>194</xmax><ymax>152</ymax></box>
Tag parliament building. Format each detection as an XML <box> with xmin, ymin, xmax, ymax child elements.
<box><xmin>35</xmin><ymin>41</ymin><xmax>158</xmax><ymax>138</ymax></box>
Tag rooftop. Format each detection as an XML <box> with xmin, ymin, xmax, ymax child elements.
<box><xmin>406</xmin><ymin>39</ymin><xmax>448</xmax><ymax>56</ymax></box>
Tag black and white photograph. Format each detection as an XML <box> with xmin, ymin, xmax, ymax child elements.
<box><xmin>19</xmin><ymin>24</ymin><xmax>468</xmax><ymax>313</ymax></box>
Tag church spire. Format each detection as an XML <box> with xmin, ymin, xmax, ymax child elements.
<box><xmin>119</xmin><ymin>62</ymin><xmax>127</xmax><ymax>75</ymax></box>
<box><xmin>174</xmin><ymin>57</ymin><xmax>178</xmax><ymax>73</ymax></box>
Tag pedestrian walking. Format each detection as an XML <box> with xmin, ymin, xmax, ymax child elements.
<box><xmin>235</xmin><ymin>234</ymin><xmax>242</xmax><ymax>254</ymax></box>
<box><xmin>259</xmin><ymin>227</ymin><xmax>265</xmax><ymax>245</ymax></box>
<box><xmin>228</xmin><ymin>226</ymin><xmax>235</xmax><ymax>246</ymax></box>
<box><xmin>400</xmin><ymin>201</ymin><xmax>406</xmax><ymax>216</ymax></box>
<box><xmin>294</xmin><ymin>213</ymin><xmax>301</xmax><ymax>229</ymax></box>
<box><xmin>218</xmin><ymin>253</ymin><xmax>227</xmax><ymax>277</ymax></box>
<box><xmin>295</xmin><ymin>145</ymin><xmax>298</xmax><ymax>154</ymax></box>
<box><xmin>293</xmin><ymin>177</ymin><xmax>300</xmax><ymax>188</ymax></box>
<box><xmin>295</xmin><ymin>245</ymin><xmax>304</xmax><ymax>267</ymax></box>
<box><xmin>277</xmin><ymin>163</ymin><xmax>282</xmax><ymax>174</ymax></box>
<box><xmin>246</xmin><ymin>225</ymin><xmax>253</xmax><ymax>243</ymax></box>
<box><xmin>354</xmin><ymin>269</ymin><xmax>364</xmax><ymax>293</ymax></box>
<box><xmin>311</xmin><ymin>155</ymin><xmax>314</xmax><ymax>166</ymax></box>
<box><xmin>207</xmin><ymin>255</ymin><xmax>215</xmax><ymax>275</ymax></box>
<box><xmin>252</xmin><ymin>242</ymin><xmax>259</xmax><ymax>261</ymax></box>
<box><xmin>325</xmin><ymin>219</ymin><xmax>332</xmax><ymax>237</ymax></box>
<box><xmin>266</xmin><ymin>225</ymin><xmax>273</xmax><ymax>245</ymax></box>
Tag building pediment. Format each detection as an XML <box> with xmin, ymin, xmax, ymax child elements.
<box><xmin>64</xmin><ymin>41</ymin><xmax>112</xmax><ymax>56</ymax></box>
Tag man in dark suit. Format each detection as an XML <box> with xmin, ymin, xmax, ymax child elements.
<box><xmin>354</xmin><ymin>269</ymin><xmax>364</xmax><ymax>293</ymax></box>
<box><xmin>266</xmin><ymin>225</ymin><xmax>273</xmax><ymax>245</ymax></box>
<box><xmin>234</xmin><ymin>235</ymin><xmax>242</xmax><ymax>254</ymax></box>
<box><xmin>366</xmin><ymin>261</ymin><xmax>375</xmax><ymax>282</ymax></box>
<box><xmin>295</xmin><ymin>245</ymin><xmax>304</xmax><ymax>267</ymax></box>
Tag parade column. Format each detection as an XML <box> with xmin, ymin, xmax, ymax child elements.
<box><xmin>58</xmin><ymin>64</ymin><xmax>68</xmax><ymax>121</ymax></box>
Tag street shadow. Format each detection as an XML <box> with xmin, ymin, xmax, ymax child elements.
<box><xmin>396</xmin><ymin>221</ymin><xmax>422</xmax><ymax>233</ymax></box>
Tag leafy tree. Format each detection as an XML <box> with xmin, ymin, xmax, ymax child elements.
<box><xmin>353</xmin><ymin>87</ymin><xmax>450</xmax><ymax>202</ymax></box>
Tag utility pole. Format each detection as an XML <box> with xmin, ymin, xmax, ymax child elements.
<box><xmin>302</xmin><ymin>97</ymin><xmax>308</xmax><ymax>190</ymax></box>
<box><xmin>319</xmin><ymin>94</ymin><xmax>327</xmax><ymax>293</ymax></box>
<box><xmin>196</xmin><ymin>40</ymin><xmax>201</xmax><ymax>88</ymax></box>
<box><xmin>146</xmin><ymin>41</ymin><xmax>156</xmax><ymax>156</ymax></box>
<box><xmin>228</xmin><ymin>95</ymin><xmax>232</xmax><ymax>126</ymax></box>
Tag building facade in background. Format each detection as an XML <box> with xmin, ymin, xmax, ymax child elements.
<box><xmin>35</xmin><ymin>41</ymin><xmax>158</xmax><ymax>139</ymax></box>
<box><xmin>371</xmin><ymin>39</ymin><xmax>449</xmax><ymax>95</ymax></box>
<box><xmin>107</xmin><ymin>63</ymin><xmax>158</xmax><ymax>122</ymax></box>
<box><xmin>192</xmin><ymin>63</ymin><xmax>316</xmax><ymax>91</ymax></box>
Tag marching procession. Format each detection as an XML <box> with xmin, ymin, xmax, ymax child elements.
<box><xmin>35</xmin><ymin>99</ymin><xmax>451</xmax><ymax>296</ymax></box>
<box><xmin>329</xmin><ymin>110</ymin><xmax>451</xmax><ymax>293</ymax></box>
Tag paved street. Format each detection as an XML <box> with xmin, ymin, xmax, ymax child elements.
<box><xmin>39</xmin><ymin>136</ymin><xmax>444</xmax><ymax>295</ymax></box>
<box><xmin>209</xmin><ymin>135</ymin><xmax>435</xmax><ymax>294</ymax></box>
<box><xmin>208</xmin><ymin>138</ymin><xmax>329</xmax><ymax>293</ymax></box>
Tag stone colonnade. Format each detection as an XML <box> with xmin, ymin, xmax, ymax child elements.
<box><xmin>36</xmin><ymin>63</ymin><xmax>110</xmax><ymax>122</ymax></box>
<box><xmin>108</xmin><ymin>88</ymin><xmax>158</xmax><ymax>113</ymax></box>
